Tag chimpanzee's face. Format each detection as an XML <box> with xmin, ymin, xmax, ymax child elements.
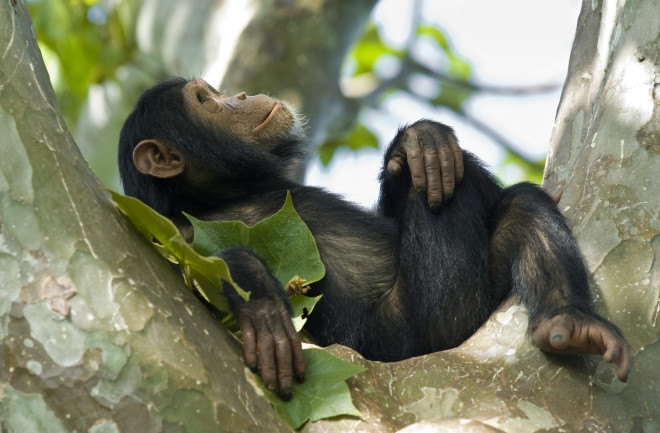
<box><xmin>183</xmin><ymin>79</ymin><xmax>296</xmax><ymax>147</ymax></box>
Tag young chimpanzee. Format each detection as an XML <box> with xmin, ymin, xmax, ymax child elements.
<box><xmin>118</xmin><ymin>77</ymin><xmax>630</xmax><ymax>400</ymax></box>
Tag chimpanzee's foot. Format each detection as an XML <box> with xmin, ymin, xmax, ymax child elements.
<box><xmin>532</xmin><ymin>308</ymin><xmax>631</xmax><ymax>382</ymax></box>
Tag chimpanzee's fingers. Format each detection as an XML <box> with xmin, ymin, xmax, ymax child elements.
<box><xmin>547</xmin><ymin>322</ymin><xmax>571</xmax><ymax>351</ymax></box>
<box><xmin>598</xmin><ymin>325</ymin><xmax>631</xmax><ymax>382</ymax></box>
<box><xmin>423</xmin><ymin>147</ymin><xmax>443</xmax><ymax>210</ymax></box>
<box><xmin>419</xmin><ymin>129</ymin><xmax>455</xmax><ymax>209</ymax></box>
<box><xmin>615</xmin><ymin>342</ymin><xmax>631</xmax><ymax>382</ymax></box>
<box><xmin>238</xmin><ymin>316</ymin><xmax>258</xmax><ymax>372</ymax></box>
<box><xmin>403</xmin><ymin>131</ymin><xmax>426</xmax><ymax>194</ymax></box>
<box><xmin>386</xmin><ymin>155</ymin><xmax>405</xmax><ymax>176</ymax></box>
<box><xmin>395</xmin><ymin>123</ymin><xmax>462</xmax><ymax>207</ymax></box>
<box><xmin>534</xmin><ymin>311</ymin><xmax>632</xmax><ymax>383</ymax></box>
<box><xmin>253</xmin><ymin>318</ymin><xmax>277</xmax><ymax>393</ymax></box>
<box><xmin>280</xmin><ymin>306</ymin><xmax>305</xmax><ymax>383</ymax></box>
<box><xmin>268</xmin><ymin>315</ymin><xmax>294</xmax><ymax>401</ymax></box>
<box><xmin>601</xmin><ymin>334</ymin><xmax>620</xmax><ymax>363</ymax></box>
<box><xmin>437</xmin><ymin>144</ymin><xmax>456</xmax><ymax>203</ymax></box>
<box><xmin>446</xmin><ymin>132</ymin><xmax>464</xmax><ymax>182</ymax></box>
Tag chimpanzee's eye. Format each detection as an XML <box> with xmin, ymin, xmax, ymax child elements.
<box><xmin>197</xmin><ymin>92</ymin><xmax>209</xmax><ymax>104</ymax></box>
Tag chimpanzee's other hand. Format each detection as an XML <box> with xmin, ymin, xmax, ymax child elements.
<box><xmin>233</xmin><ymin>298</ymin><xmax>306</xmax><ymax>400</ymax></box>
<box><xmin>533</xmin><ymin>308</ymin><xmax>631</xmax><ymax>383</ymax></box>
<box><xmin>386</xmin><ymin>120</ymin><xmax>464</xmax><ymax>211</ymax></box>
<box><xmin>218</xmin><ymin>247</ymin><xmax>305</xmax><ymax>400</ymax></box>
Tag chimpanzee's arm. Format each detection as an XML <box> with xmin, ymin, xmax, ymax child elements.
<box><xmin>217</xmin><ymin>247</ymin><xmax>305</xmax><ymax>400</ymax></box>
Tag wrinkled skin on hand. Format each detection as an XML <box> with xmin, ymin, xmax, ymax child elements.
<box><xmin>386</xmin><ymin>120</ymin><xmax>465</xmax><ymax>211</ymax></box>
<box><xmin>220</xmin><ymin>247</ymin><xmax>305</xmax><ymax>401</ymax></box>
<box><xmin>234</xmin><ymin>298</ymin><xmax>305</xmax><ymax>400</ymax></box>
<box><xmin>533</xmin><ymin>308</ymin><xmax>631</xmax><ymax>382</ymax></box>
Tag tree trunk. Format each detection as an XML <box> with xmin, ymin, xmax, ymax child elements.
<box><xmin>0</xmin><ymin>2</ymin><xmax>287</xmax><ymax>432</ymax></box>
<box><xmin>542</xmin><ymin>0</ymin><xmax>660</xmax><ymax>428</ymax></box>
<box><xmin>544</xmin><ymin>0</ymin><xmax>660</xmax><ymax>353</ymax></box>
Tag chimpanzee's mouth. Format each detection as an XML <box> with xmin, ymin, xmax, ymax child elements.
<box><xmin>253</xmin><ymin>102</ymin><xmax>282</xmax><ymax>134</ymax></box>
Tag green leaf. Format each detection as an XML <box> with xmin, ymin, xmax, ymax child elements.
<box><xmin>348</xmin><ymin>24</ymin><xmax>403</xmax><ymax>76</ymax></box>
<box><xmin>447</xmin><ymin>53</ymin><xmax>472</xmax><ymax>81</ymax></box>
<box><xmin>319</xmin><ymin>122</ymin><xmax>380</xmax><ymax>166</ymax></box>
<box><xmin>417</xmin><ymin>25</ymin><xmax>450</xmax><ymax>52</ymax></box>
<box><xmin>416</xmin><ymin>24</ymin><xmax>473</xmax><ymax>110</ymax></box>
<box><xmin>290</xmin><ymin>294</ymin><xmax>322</xmax><ymax>332</ymax></box>
<box><xmin>27</xmin><ymin>0</ymin><xmax>132</xmax><ymax>129</ymax></box>
<box><xmin>106</xmin><ymin>190</ymin><xmax>249</xmax><ymax>313</ymax></box>
<box><xmin>258</xmin><ymin>349</ymin><xmax>366</xmax><ymax>429</ymax></box>
<box><xmin>187</xmin><ymin>191</ymin><xmax>325</xmax><ymax>289</ymax></box>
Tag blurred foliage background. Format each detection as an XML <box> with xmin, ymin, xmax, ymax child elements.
<box><xmin>28</xmin><ymin>0</ymin><xmax>135</xmax><ymax>127</ymax></box>
<box><xmin>27</xmin><ymin>0</ymin><xmax>558</xmax><ymax>202</ymax></box>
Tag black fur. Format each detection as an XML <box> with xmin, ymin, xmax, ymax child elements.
<box><xmin>118</xmin><ymin>78</ymin><xmax>601</xmax><ymax>363</ymax></box>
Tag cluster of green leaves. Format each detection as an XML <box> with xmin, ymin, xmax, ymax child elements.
<box><xmin>318</xmin><ymin>123</ymin><xmax>380</xmax><ymax>166</ymax></box>
<box><xmin>323</xmin><ymin>21</ymin><xmax>547</xmax><ymax>184</ymax></box>
<box><xmin>349</xmin><ymin>24</ymin><xmax>404</xmax><ymax>77</ymax></box>
<box><xmin>27</xmin><ymin>0</ymin><xmax>134</xmax><ymax>127</ymax></box>
<box><xmin>416</xmin><ymin>25</ymin><xmax>471</xmax><ymax>81</ymax></box>
<box><xmin>186</xmin><ymin>192</ymin><xmax>326</xmax><ymax>332</ymax></box>
<box><xmin>188</xmin><ymin>193</ymin><xmax>326</xmax><ymax>293</ymax></box>
<box><xmin>108</xmin><ymin>190</ymin><xmax>364</xmax><ymax>428</ymax></box>
<box><xmin>108</xmin><ymin>190</ymin><xmax>246</xmax><ymax>312</ymax></box>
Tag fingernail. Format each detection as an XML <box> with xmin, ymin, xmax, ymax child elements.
<box><xmin>430</xmin><ymin>203</ymin><xmax>441</xmax><ymax>213</ymax></box>
<box><xmin>624</xmin><ymin>370</ymin><xmax>631</xmax><ymax>383</ymax></box>
<box><xmin>249</xmin><ymin>364</ymin><xmax>258</xmax><ymax>373</ymax></box>
<box><xmin>552</xmin><ymin>334</ymin><xmax>563</xmax><ymax>343</ymax></box>
<box><xmin>279</xmin><ymin>390</ymin><xmax>292</xmax><ymax>401</ymax></box>
<box><xmin>296</xmin><ymin>373</ymin><xmax>305</xmax><ymax>383</ymax></box>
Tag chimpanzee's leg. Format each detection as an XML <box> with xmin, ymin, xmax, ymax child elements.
<box><xmin>488</xmin><ymin>182</ymin><xmax>631</xmax><ymax>381</ymax></box>
<box><xmin>379</xmin><ymin>144</ymin><xmax>503</xmax><ymax>357</ymax></box>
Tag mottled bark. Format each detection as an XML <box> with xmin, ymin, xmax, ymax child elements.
<box><xmin>1</xmin><ymin>2</ymin><xmax>287</xmax><ymax>432</ymax></box>
<box><xmin>544</xmin><ymin>0</ymin><xmax>660</xmax><ymax>354</ymax></box>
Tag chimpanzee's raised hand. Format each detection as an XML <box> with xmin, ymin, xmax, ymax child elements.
<box><xmin>385</xmin><ymin>120</ymin><xmax>464</xmax><ymax>211</ymax></box>
<box><xmin>218</xmin><ymin>247</ymin><xmax>305</xmax><ymax>401</ymax></box>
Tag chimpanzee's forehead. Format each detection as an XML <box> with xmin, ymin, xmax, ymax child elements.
<box><xmin>189</xmin><ymin>78</ymin><xmax>221</xmax><ymax>94</ymax></box>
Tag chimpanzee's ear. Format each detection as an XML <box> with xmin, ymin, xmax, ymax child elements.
<box><xmin>133</xmin><ymin>139</ymin><xmax>185</xmax><ymax>178</ymax></box>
